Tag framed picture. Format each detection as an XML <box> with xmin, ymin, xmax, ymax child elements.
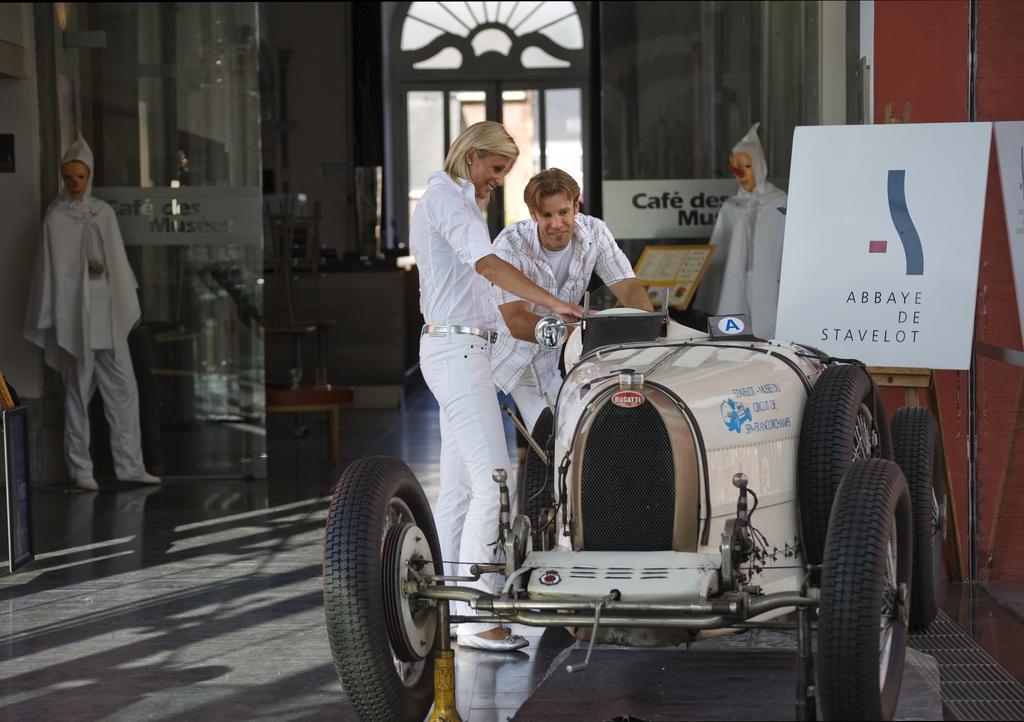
<box><xmin>0</xmin><ymin>370</ymin><xmax>15</xmax><ymax>409</ymax></box>
<box><xmin>634</xmin><ymin>244</ymin><xmax>715</xmax><ymax>310</ymax></box>
<box><xmin>4</xmin><ymin>406</ymin><xmax>33</xmax><ymax>573</ymax></box>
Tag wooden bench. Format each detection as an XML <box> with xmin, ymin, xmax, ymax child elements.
<box><xmin>266</xmin><ymin>386</ymin><xmax>353</xmax><ymax>463</ymax></box>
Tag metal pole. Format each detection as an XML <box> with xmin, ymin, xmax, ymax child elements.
<box><xmin>795</xmin><ymin>605</ymin><xmax>816</xmax><ymax>721</ymax></box>
<box><xmin>966</xmin><ymin>0</ymin><xmax>979</xmax><ymax>585</ymax></box>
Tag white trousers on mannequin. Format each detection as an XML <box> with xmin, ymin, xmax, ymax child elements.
<box><xmin>63</xmin><ymin>348</ymin><xmax>147</xmax><ymax>481</ymax></box>
<box><xmin>420</xmin><ymin>333</ymin><xmax>513</xmax><ymax>636</ymax></box>
<box><xmin>510</xmin><ymin>366</ymin><xmax>561</xmax><ymax>437</ymax></box>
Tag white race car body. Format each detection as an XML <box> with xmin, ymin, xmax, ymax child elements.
<box><xmin>522</xmin><ymin>319</ymin><xmax>826</xmax><ymax>616</ymax></box>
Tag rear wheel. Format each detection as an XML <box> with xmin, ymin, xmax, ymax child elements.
<box><xmin>323</xmin><ymin>456</ymin><xmax>442</xmax><ymax>722</ymax></box>
<box><xmin>521</xmin><ymin>408</ymin><xmax>557</xmax><ymax>550</ymax></box>
<box><xmin>892</xmin><ymin>406</ymin><xmax>946</xmax><ymax>631</ymax></box>
<box><xmin>798</xmin><ymin>364</ymin><xmax>890</xmax><ymax>565</ymax></box>
<box><xmin>817</xmin><ymin>459</ymin><xmax>912</xmax><ymax>721</ymax></box>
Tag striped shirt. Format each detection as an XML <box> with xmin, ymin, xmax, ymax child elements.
<box><xmin>490</xmin><ymin>213</ymin><xmax>634</xmax><ymax>393</ymax></box>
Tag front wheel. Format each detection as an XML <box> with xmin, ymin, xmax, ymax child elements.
<box><xmin>323</xmin><ymin>456</ymin><xmax>442</xmax><ymax>722</ymax></box>
<box><xmin>817</xmin><ymin>459</ymin><xmax>912</xmax><ymax>721</ymax></box>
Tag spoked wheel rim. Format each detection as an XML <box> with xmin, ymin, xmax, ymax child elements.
<box><xmin>380</xmin><ymin>497</ymin><xmax>429</xmax><ymax>689</ymax></box>
<box><xmin>854</xmin><ymin>403</ymin><xmax>880</xmax><ymax>462</ymax></box>
<box><xmin>879</xmin><ymin>518</ymin><xmax>900</xmax><ymax>690</ymax></box>
<box><xmin>933</xmin><ymin>487</ymin><xmax>947</xmax><ymax>569</ymax></box>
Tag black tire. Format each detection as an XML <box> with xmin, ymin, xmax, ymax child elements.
<box><xmin>817</xmin><ymin>459</ymin><xmax>912</xmax><ymax>721</ymax></box>
<box><xmin>521</xmin><ymin>408</ymin><xmax>556</xmax><ymax>551</ymax></box>
<box><xmin>323</xmin><ymin>456</ymin><xmax>442</xmax><ymax>722</ymax></box>
<box><xmin>892</xmin><ymin>407</ymin><xmax>945</xmax><ymax>631</ymax></box>
<box><xmin>798</xmin><ymin>364</ymin><xmax>890</xmax><ymax>565</ymax></box>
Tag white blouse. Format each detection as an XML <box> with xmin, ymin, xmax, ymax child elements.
<box><xmin>410</xmin><ymin>171</ymin><xmax>497</xmax><ymax>330</ymax></box>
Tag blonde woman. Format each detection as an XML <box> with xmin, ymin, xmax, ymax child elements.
<box><xmin>411</xmin><ymin>121</ymin><xmax>582</xmax><ymax>651</ymax></box>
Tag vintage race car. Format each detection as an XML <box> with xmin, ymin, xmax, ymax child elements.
<box><xmin>322</xmin><ymin>291</ymin><xmax>945</xmax><ymax>722</ymax></box>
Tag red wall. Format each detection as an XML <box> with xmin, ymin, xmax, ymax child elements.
<box><xmin>874</xmin><ymin>0</ymin><xmax>1024</xmax><ymax>581</ymax></box>
<box><xmin>874</xmin><ymin>1</ymin><xmax>969</xmax><ymax>125</ymax></box>
<box><xmin>874</xmin><ymin>0</ymin><xmax>971</xmax><ymax>577</ymax></box>
<box><xmin>975</xmin><ymin>0</ymin><xmax>1024</xmax><ymax>584</ymax></box>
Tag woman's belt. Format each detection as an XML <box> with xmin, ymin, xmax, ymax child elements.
<box><xmin>421</xmin><ymin>324</ymin><xmax>497</xmax><ymax>343</ymax></box>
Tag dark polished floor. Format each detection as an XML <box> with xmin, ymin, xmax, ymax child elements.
<box><xmin>1</xmin><ymin>381</ymin><xmax>1023</xmax><ymax>721</ymax></box>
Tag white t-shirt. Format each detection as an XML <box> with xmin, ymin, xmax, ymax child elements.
<box><xmin>542</xmin><ymin>241</ymin><xmax>575</xmax><ymax>290</ymax></box>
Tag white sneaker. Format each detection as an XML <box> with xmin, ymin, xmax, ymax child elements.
<box><xmin>457</xmin><ymin>630</ymin><xmax>529</xmax><ymax>652</ymax></box>
<box><xmin>75</xmin><ymin>476</ymin><xmax>99</xmax><ymax>491</ymax></box>
<box><xmin>122</xmin><ymin>472</ymin><xmax>162</xmax><ymax>484</ymax></box>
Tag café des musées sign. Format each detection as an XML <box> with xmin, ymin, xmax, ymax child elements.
<box><xmin>602</xmin><ymin>179</ymin><xmax>739</xmax><ymax>240</ymax></box>
<box><xmin>93</xmin><ymin>187</ymin><xmax>262</xmax><ymax>246</ymax></box>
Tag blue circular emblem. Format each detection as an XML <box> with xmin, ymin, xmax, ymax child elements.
<box><xmin>717</xmin><ymin>316</ymin><xmax>745</xmax><ymax>335</ymax></box>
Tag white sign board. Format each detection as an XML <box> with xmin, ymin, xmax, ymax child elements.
<box><xmin>994</xmin><ymin>122</ymin><xmax>1024</xmax><ymax>345</ymax></box>
<box><xmin>775</xmin><ymin>123</ymin><xmax>992</xmax><ymax>369</ymax></box>
<box><xmin>602</xmin><ymin>179</ymin><xmax>738</xmax><ymax>239</ymax></box>
<box><xmin>93</xmin><ymin>187</ymin><xmax>262</xmax><ymax>246</ymax></box>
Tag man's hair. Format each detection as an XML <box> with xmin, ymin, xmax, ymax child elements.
<box><xmin>443</xmin><ymin>121</ymin><xmax>520</xmax><ymax>182</ymax></box>
<box><xmin>523</xmin><ymin>168</ymin><xmax>580</xmax><ymax>215</ymax></box>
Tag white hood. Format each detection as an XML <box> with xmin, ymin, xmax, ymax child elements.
<box><xmin>731</xmin><ymin>122</ymin><xmax>783</xmax><ymax>199</ymax></box>
<box><xmin>57</xmin><ymin>133</ymin><xmax>97</xmax><ymax>206</ymax></box>
<box><xmin>24</xmin><ymin>133</ymin><xmax>140</xmax><ymax>375</ymax></box>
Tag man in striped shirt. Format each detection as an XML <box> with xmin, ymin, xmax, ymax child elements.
<box><xmin>491</xmin><ymin>168</ymin><xmax>653</xmax><ymax>435</ymax></box>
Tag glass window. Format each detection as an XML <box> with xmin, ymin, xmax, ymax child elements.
<box><xmin>392</xmin><ymin>2</ymin><xmax>589</xmax><ymax>243</ymax></box>
<box><xmin>502</xmin><ymin>90</ymin><xmax>541</xmax><ymax>223</ymax></box>
<box><xmin>59</xmin><ymin>2</ymin><xmax>265</xmax><ymax>478</ymax></box>
<box><xmin>405</xmin><ymin>3</ymin><xmax>472</xmax><ymax>38</ymax></box>
<box><xmin>399</xmin><ymin>1</ymin><xmax>585</xmax><ymax>71</ymax></box>
<box><xmin>406</xmin><ymin>91</ymin><xmax>446</xmax><ymax>221</ymax></box>
<box><xmin>545</xmin><ymin>88</ymin><xmax>583</xmax><ymax>200</ymax></box>
<box><xmin>600</xmin><ymin>1</ymin><xmax>809</xmax><ymax>187</ymax></box>
<box><xmin>522</xmin><ymin>47</ymin><xmax>572</xmax><ymax>69</ymax></box>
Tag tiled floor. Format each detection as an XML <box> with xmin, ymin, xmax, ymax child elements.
<box><xmin>1</xmin><ymin>381</ymin><xmax>1023</xmax><ymax>721</ymax></box>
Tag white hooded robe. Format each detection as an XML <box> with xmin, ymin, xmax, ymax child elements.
<box><xmin>23</xmin><ymin>135</ymin><xmax>146</xmax><ymax>480</ymax></box>
<box><xmin>696</xmin><ymin>123</ymin><xmax>788</xmax><ymax>339</ymax></box>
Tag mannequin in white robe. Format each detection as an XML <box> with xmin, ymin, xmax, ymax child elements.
<box><xmin>696</xmin><ymin>123</ymin><xmax>788</xmax><ymax>339</ymax></box>
<box><xmin>24</xmin><ymin>135</ymin><xmax>160</xmax><ymax>490</ymax></box>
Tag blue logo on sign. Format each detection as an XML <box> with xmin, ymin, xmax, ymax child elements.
<box><xmin>886</xmin><ymin>170</ymin><xmax>924</xmax><ymax>276</ymax></box>
<box><xmin>721</xmin><ymin>398</ymin><xmax>752</xmax><ymax>433</ymax></box>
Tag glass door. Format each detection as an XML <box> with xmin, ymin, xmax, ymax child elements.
<box><xmin>58</xmin><ymin>3</ymin><xmax>265</xmax><ymax>479</ymax></box>
<box><xmin>402</xmin><ymin>83</ymin><xmax>584</xmax><ymax>238</ymax></box>
<box><xmin>405</xmin><ymin>88</ymin><xmax>490</xmax><ymax>229</ymax></box>
<box><xmin>501</xmin><ymin>87</ymin><xmax>584</xmax><ymax>224</ymax></box>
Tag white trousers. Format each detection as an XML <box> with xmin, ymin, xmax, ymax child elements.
<box><xmin>510</xmin><ymin>365</ymin><xmax>561</xmax><ymax>437</ymax></box>
<box><xmin>420</xmin><ymin>333</ymin><xmax>513</xmax><ymax>635</ymax></box>
<box><xmin>63</xmin><ymin>348</ymin><xmax>147</xmax><ymax>481</ymax></box>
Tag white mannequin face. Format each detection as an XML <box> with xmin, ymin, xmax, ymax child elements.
<box><xmin>466</xmin><ymin>150</ymin><xmax>512</xmax><ymax>202</ymax></box>
<box><xmin>61</xmin><ymin>161</ymin><xmax>91</xmax><ymax>200</ymax></box>
<box><xmin>729</xmin><ymin>152</ymin><xmax>755</xmax><ymax>192</ymax></box>
<box><xmin>532</xmin><ymin>192</ymin><xmax>578</xmax><ymax>252</ymax></box>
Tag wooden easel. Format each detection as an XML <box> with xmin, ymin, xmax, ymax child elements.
<box><xmin>868</xmin><ymin>367</ymin><xmax>964</xmax><ymax>580</ymax></box>
<box><xmin>974</xmin><ymin>343</ymin><xmax>1024</xmax><ymax>574</ymax></box>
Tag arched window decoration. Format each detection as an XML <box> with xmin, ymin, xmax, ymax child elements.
<box><xmin>398</xmin><ymin>1</ymin><xmax>585</xmax><ymax>73</ymax></box>
<box><xmin>389</xmin><ymin>1</ymin><xmax>591</xmax><ymax>245</ymax></box>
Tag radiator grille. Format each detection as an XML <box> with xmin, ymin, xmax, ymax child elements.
<box><xmin>580</xmin><ymin>400</ymin><xmax>675</xmax><ymax>551</ymax></box>
<box><xmin>566</xmin><ymin>566</ymin><xmax>670</xmax><ymax>581</ymax></box>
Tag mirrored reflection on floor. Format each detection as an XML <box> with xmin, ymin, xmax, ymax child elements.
<box><xmin>0</xmin><ymin>381</ymin><xmax>1021</xmax><ymax>721</ymax></box>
